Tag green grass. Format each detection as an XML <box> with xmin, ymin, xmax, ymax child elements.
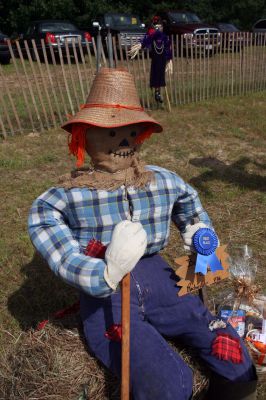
<box><xmin>0</xmin><ymin>93</ymin><xmax>266</xmax><ymax>398</ymax></box>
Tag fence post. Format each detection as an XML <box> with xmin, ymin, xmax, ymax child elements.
<box><xmin>41</xmin><ymin>39</ymin><xmax>64</xmax><ymax>125</ymax></box>
<box><xmin>64</xmin><ymin>39</ymin><xmax>80</xmax><ymax>110</ymax></box>
<box><xmin>16</xmin><ymin>40</ymin><xmax>45</xmax><ymax>132</ymax></box>
<box><xmin>7</xmin><ymin>39</ymin><xmax>36</xmax><ymax>132</ymax></box>
<box><xmin>24</xmin><ymin>40</ymin><xmax>50</xmax><ymax>129</ymax></box>
<box><xmin>31</xmin><ymin>40</ymin><xmax>57</xmax><ymax>129</ymax></box>
<box><xmin>56</xmin><ymin>38</ymin><xmax>75</xmax><ymax>116</ymax></box>
<box><xmin>72</xmin><ymin>38</ymin><xmax>86</xmax><ymax>104</ymax></box>
<box><xmin>0</xmin><ymin>63</ymin><xmax>22</xmax><ymax>134</ymax></box>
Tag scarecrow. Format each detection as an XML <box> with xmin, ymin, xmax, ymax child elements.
<box><xmin>129</xmin><ymin>16</ymin><xmax>173</xmax><ymax>104</ymax></box>
<box><xmin>28</xmin><ymin>68</ymin><xmax>257</xmax><ymax>400</ymax></box>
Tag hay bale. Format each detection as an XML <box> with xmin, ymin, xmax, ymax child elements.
<box><xmin>0</xmin><ymin>316</ymin><xmax>208</xmax><ymax>400</ymax></box>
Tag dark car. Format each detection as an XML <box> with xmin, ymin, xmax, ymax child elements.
<box><xmin>18</xmin><ymin>20</ymin><xmax>92</xmax><ymax>59</ymax></box>
<box><xmin>252</xmin><ymin>19</ymin><xmax>266</xmax><ymax>33</ymax></box>
<box><xmin>212</xmin><ymin>23</ymin><xmax>244</xmax><ymax>52</ymax></box>
<box><xmin>156</xmin><ymin>10</ymin><xmax>221</xmax><ymax>55</ymax></box>
<box><xmin>251</xmin><ymin>19</ymin><xmax>266</xmax><ymax>45</ymax></box>
<box><xmin>0</xmin><ymin>30</ymin><xmax>11</xmax><ymax>64</ymax></box>
<box><xmin>90</xmin><ymin>13</ymin><xmax>146</xmax><ymax>49</ymax></box>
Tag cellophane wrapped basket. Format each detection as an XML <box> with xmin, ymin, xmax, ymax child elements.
<box><xmin>245</xmin><ymin>329</ymin><xmax>266</xmax><ymax>383</ymax></box>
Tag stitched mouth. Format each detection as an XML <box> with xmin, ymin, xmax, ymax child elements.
<box><xmin>109</xmin><ymin>148</ymin><xmax>136</xmax><ymax>158</ymax></box>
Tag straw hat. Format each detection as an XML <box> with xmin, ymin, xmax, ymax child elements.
<box><xmin>61</xmin><ymin>68</ymin><xmax>162</xmax><ymax>133</ymax></box>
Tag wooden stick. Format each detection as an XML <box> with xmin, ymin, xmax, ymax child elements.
<box><xmin>65</xmin><ymin>39</ymin><xmax>80</xmax><ymax>110</ymax></box>
<box><xmin>164</xmin><ymin>85</ymin><xmax>171</xmax><ymax>112</ymax></box>
<box><xmin>201</xmin><ymin>38</ymin><xmax>204</xmax><ymax>101</ymax></box>
<box><xmin>0</xmin><ymin>63</ymin><xmax>22</xmax><ymax>133</ymax></box>
<box><xmin>231</xmin><ymin>33</ymin><xmax>235</xmax><ymax>96</ymax></box>
<box><xmin>8</xmin><ymin>40</ymin><xmax>35</xmax><ymax>132</ymax></box>
<box><xmin>24</xmin><ymin>40</ymin><xmax>50</xmax><ymax>129</ymax></box>
<box><xmin>0</xmin><ymin>84</ymin><xmax>14</xmax><ymax>135</ymax></box>
<box><xmin>121</xmin><ymin>273</ymin><xmax>131</xmax><ymax>400</ymax></box>
<box><xmin>77</xmin><ymin>37</ymin><xmax>90</xmax><ymax>94</ymax></box>
<box><xmin>32</xmin><ymin>40</ymin><xmax>57</xmax><ymax>129</ymax></box>
<box><xmin>56</xmin><ymin>38</ymin><xmax>75</xmax><ymax>115</ymax></box>
<box><xmin>112</xmin><ymin>36</ymin><xmax>119</xmax><ymax>68</ymax></box>
<box><xmin>180</xmin><ymin>37</ymin><xmax>185</xmax><ymax>104</ymax></box>
<box><xmin>206</xmin><ymin>35</ymin><xmax>210</xmax><ymax>100</ymax></box>
<box><xmin>0</xmin><ymin>111</ymin><xmax>7</xmax><ymax>138</ymax></box>
<box><xmin>72</xmin><ymin>38</ymin><xmax>86</xmax><ymax>104</ymax></box>
<box><xmin>171</xmin><ymin>36</ymin><xmax>177</xmax><ymax>105</ymax></box>
<box><xmin>48</xmin><ymin>41</ymin><xmax>69</xmax><ymax>119</ymax></box>
<box><xmin>136</xmin><ymin>43</ymin><xmax>145</xmax><ymax>107</ymax></box>
<box><xmin>16</xmin><ymin>40</ymin><xmax>44</xmax><ymax>132</ymax></box>
<box><xmin>141</xmin><ymin>48</ymin><xmax>150</xmax><ymax>109</ymax></box>
<box><xmin>218</xmin><ymin>32</ymin><xmax>223</xmax><ymax>97</ymax></box>
<box><xmin>101</xmin><ymin>36</ymin><xmax>107</xmax><ymax>67</ymax></box>
<box><xmin>84</xmin><ymin>38</ymin><xmax>95</xmax><ymax>85</ymax></box>
<box><xmin>185</xmin><ymin>37</ymin><xmax>190</xmax><ymax>103</ymax></box>
<box><xmin>262</xmin><ymin>33</ymin><xmax>266</xmax><ymax>91</ymax></box>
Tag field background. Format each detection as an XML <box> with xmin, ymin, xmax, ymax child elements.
<box><xmin>0</xmin><ymin>92</ymin><xmax>265</xmax><ymax>399</ymax></box>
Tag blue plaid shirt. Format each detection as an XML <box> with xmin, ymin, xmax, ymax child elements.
<box><xmin>28</xmin><ymin>165</ymin><xmax>211</xmax><ymax>297</ymax></box>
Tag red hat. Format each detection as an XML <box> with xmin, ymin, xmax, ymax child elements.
<box><xmin>152</xmin><ymin>16</ymin><xmax>162</xmax><ymax>25</ymax></box>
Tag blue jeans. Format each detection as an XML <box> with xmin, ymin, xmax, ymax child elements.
<box><xmin>80</xmin><ymin>254</ymin><xmax>255</xmax><ymax>400</ymax></box>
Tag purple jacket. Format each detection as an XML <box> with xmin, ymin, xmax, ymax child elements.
<box><xmin>141</xmin><ymin>29</ymin><xmax>172</xmax><ymax>60</ymax></box>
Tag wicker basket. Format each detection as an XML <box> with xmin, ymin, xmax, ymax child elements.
<box><xmin>245</xmin><ymin>329</ymin><xmax>266</xmax><ymax>383</ymax></box>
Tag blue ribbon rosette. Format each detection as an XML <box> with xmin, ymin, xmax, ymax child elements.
<box><xmin>193</xmin><ymin>228</ymin><xmax>224</xmax><ymax>275</ymax></box>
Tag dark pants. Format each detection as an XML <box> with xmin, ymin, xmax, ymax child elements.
<box><xmin>80</xmin><ymin>254</ymin><xmax>255</xmax><ymax>400</ymax></box>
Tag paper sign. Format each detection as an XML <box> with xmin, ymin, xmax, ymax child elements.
<box><xmin>132</xmin><ymin>18</ymin><xmax>137</xmax><ymax>25</ymax></box>
<box><xmin>175</xmin><ymin>245</ymin><xmax>229</xmax><ymax>296</ymax></box>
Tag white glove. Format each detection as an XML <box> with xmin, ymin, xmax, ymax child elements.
<box><xmin>166</xmin><ymin>59</ymin><xmax>173</xmax><ymax>74</ymax></box>
<box><xmin>104</xmin><ymin>220</ymin><xmax>147</xmax><ymax>290</ymax></box>
<box><xmin>181</xmin><ymin>222</ymin><xmax>208</xmax><ymax>252</ymax></box>
<box><xmin>128</xmin><ymin>43</ymin><xmax>141</xmax><ymax>59</ymax></box>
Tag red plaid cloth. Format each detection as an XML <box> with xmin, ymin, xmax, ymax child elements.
<box><xmin>105</xmin><ymin>324</ymin><xmax>122</xmax><ymax>342</ymax></box>
<box><xmin>37</xmin><ymin>239</ymin><xmax>106</xmax><ymax>331</ymax></box>
<box><xmin>212</xmin><ymin>333</ymin><xmax>243</xmax><ymax>363</ymax></box>
<box><xmin>84</xmin><ymin>239</ymin><xmax>107</xmax><ymax>259</ymax></box>
<box><xmin>37</xmin><ymin>301</ymin><xmax>80</xmax><ymax>331</ymax></box>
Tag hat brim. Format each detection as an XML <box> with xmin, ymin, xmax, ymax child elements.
<box><xmin>61</xmin><ymin>106</ymin><xmax>163</xmax><ymax>133</ymax></box>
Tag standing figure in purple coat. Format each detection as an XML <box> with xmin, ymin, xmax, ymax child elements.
<box><xmin>129</xmin><ymin>16</ymin><xmax>173</xmax><ymax>104</ymax></box>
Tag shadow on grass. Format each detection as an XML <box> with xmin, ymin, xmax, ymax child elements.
<box><xmin>5</xmin><ymin>252</ymin><xmax>121</xmax><ymax>399</ymax></box>
<box><xmin>189</xmin><ymin>156</ymin><xmax>266</xmax><ymax>195</ymax></box>
<box><xmin>7</xmin><ymin>252</ymin><xmax>79</xmax><ymax>331</ymax></box>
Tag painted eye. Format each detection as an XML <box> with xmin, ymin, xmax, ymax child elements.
<box><xmin>130</xmin><ymin>131</ymin><xmax>137</xmax><ymax>137</ymax></box>
<box><xmin>109</xmin><ymin>130</ymin><xmax>116</xmax><ymax>137</ymax></box>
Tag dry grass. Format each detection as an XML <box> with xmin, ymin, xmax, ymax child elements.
<box><xmin>0</xmin><ymin>92</ymin><xmax>265</xmax><ymax>399</ymax></box>
<box><xmin>0</xmin><ymin>315</ymin><xmax>209</xmax><ymax>400</ymax></box>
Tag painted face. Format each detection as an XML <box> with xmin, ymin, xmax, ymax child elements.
<box><xmin>154</xmin><ymin>23</ymin><xmax>163</xmax><ymax>32</ymax></box>
<box><xmin>85</xmin><ymin>124</ymin><xmax>145</xmax><ymax>173</ymax></box>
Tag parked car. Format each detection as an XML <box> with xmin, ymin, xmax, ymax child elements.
<box><xmin>212</xmin><ymin>23</ymin><xmax>244</xmax><ymax>52</ymax></box>
<box><xmin>18</xmin><ymin>20</ymin><xmax>92</xmax><ymax>59</ymax></box>
<box><xmin>90</xmin><ymin>13</ymin><xmax>146</xmax><ymax>50</ymax></box>
<box><xmin>156</xmin><ymin>10</ymin><xmax>221</xmax><ymax>56</ymax></box>
<box><xmin>252</xmin><ymin>19</ymin><xmax>266</xmax><ymax>33</ymax></box>
<box><xmin>0</xmin><ymin>30</ymin><xmax>11</xmax><ymax>64</ymax></box>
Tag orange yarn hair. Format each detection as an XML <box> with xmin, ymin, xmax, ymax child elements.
<box><xmin>68</xmin><ymin>124</ymin><xmax>87</xmax><ymax>167</ymax></box>
<box><xmin>135</xmin><ymin>126</ymin><xmax>154</xmax><ymax>144</ymax></box>
<box><xmin>68</xmin><ymin>124</ymin><xmax>154</xmax><ymax>167</ymax></box>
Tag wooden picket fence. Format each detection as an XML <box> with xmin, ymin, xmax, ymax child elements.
<box><xmin>0</xmin><ymin>32</ymin><xmax>265</xmax><ymax>137</ymax></box>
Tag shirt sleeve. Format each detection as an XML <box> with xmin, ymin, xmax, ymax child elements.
<box><xmin>141</xmin><ymin>32</ymin><xmax>153</xmax><ymax>49</ymax></box>
<box><xmin>28</xmin><ymin>188</ymin><xmax>113</xmax><ymax>298</ymax></box>
<box><xmin>171</xmin><ymin>177</ymin><xmax>212</xmax><ymax>233</ymax></box>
